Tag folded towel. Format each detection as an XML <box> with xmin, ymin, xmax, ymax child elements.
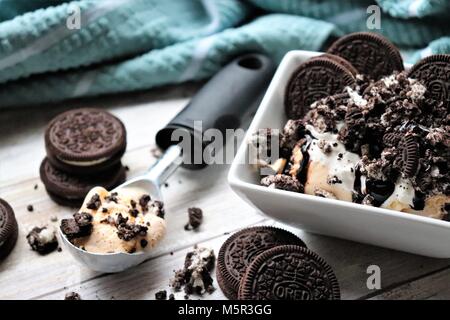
<box><xmin>0</xmin><ymin>0</ymin><xmax>448</xmax><ymax>108</ymax></box>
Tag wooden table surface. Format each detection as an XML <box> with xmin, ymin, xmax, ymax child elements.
<box><xmin>1</xmin><ymin>84</ymin><xmax>449</xmax><ymax>300</ymax></box>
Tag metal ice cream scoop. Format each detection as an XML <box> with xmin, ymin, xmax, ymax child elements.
<box><xmin>60</xmin><ymin>54</ymin><xmax>275</xmax><ymax>272</ymax></box>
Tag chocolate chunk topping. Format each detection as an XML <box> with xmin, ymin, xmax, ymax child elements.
<box><xmin>152</xmin><ymin>200</ymin><xmax>165</xmax><ymax>219</ymax></box>
<box><xmin>314</xmin><ymin>188</ymin><xmax>337</xmax><ymax>199</ymax></box>
<box><xmin>170</xmin><ymin>247</ymin><xmax>216</xmax><ymax>297</ymax></box>
<box><xmin>105</xmin><ymin>192</ymin><xmax>118</xmax><ymax>203</ymax></box>
<box><xmin>155</xmin><ymin>290</ymin><xmax>167</xmax><ymax>300</ymax></box>
<box><xmin>129</xmin><ymin>208</ymin><xmax>139</xmax><ymax>218</ymax></box>
<box><xmin>116</xmin><ymin>213</ymin><xmax>128</xmax><ymax>225</ymax></box>
<box><xmin>139</xmin><ymin>194</ymin><xmax>151</xmax><ymax>211</ymax></box>
<box><xmin>86</xmin><ymin>194</ymin><xmax>101</xmax><ymax>210</ymax></box>
<box><xmin>117</xmin><ymin>223</ymin><xmax>148</xmax><ymax>241</ymax></box>
<box><xmin>261</xmin><ymin>174</ymin><xmax>304</xmax><ymax>193</ymax></box>
<box><xmin>185</xmin><ymin>207</ymin><xmax>203</xmax><ymax>230</ymax></box>
<box><xmin>140</xmin><ymin>239</ymin><xmax>148</xmax><ymax>248</ymax></box>
<box><xmin>26</xmin><ymin>227</ymin><xmax>58</xmax><ymax>255</ymax></box>
<box><xmin>60</xmin><ymin>213</ymin><xmax>93</xmax><ymax>240</ymax></box>
<box><xmin>383</xmin><ymin>132</ymin><xmax>402</xmax><ymax>147</ymax></box>
<box><xmin>64</xmin><ymin>292</ymin><xmax>81</xmax><ymax>300</ymax></box>
<box><xmin>280</xmin><ymin>119</ymin><xmax>306</xmax><ymax>152</ymax></box>
<box><xmin>400</xmin><ymin>135</ymin><xmax>420</xmax><ymax>178</ymax></box>
<box><xmin>74</xmin><ymin>212</ymin><xmax>93</xmax><ymax>227</ymax></box>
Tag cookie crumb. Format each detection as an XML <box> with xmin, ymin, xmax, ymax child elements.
<box><xmin>27</xmin><ymin>205</ymin><xmax>34</xmax><ymax>212</ymax></box>
<box><xmin>184</xmin><ymin>207</ymin><xmax>203</xmax><ymax>231</ymax></box>
<box><xmin>64</xmin><ymin>292</ymin><xmax>81</xmax><ymax>300</ymax></box>
<box><xmin>34</xmin><ymin>184</ymin><xmax>38</xmax><ymax>190</ymax></box>
<box><xmin>155</xmin><ymin>290</ymin><xmax>167</xmax><ymax>300</ymax></box>
<box><xmin>170</xmin><ymin>246</ymin><xmax>215</xmax><ymax>298</ymax></box>
<box><xmin>26</xmin><ymin>227</ymin><xmax>58</xmax><ymax>255</ymax></box>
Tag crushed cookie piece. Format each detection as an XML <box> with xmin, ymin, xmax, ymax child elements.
<box><xmin>129</xmin><ymin>208</ymin><xmax>139</xmax><ymax>218</ymax></box>
<box><xmin>26</xmin><ymin>227</ymin><xmax>58</xmax><ymax>255</ymax></box>
<box><xmin>155</xmin><ymin>290</ymin><xmax>167</xmax><ymax>300</ymax></box>
<box><xmin>105</xmin><ymin>192</ymin><xmax>119</xmax><ymax>203</ymax></box>
<box><xmin>86</xmin><ymin>194</ymin><xmax>101</xmax><ymax>210</ymax></box>
<box><xmin>170</xmin><ymin>246</ymin><xmax>215</xmax><ymax>297</ymax></box>
<box><xmin>362</xmin><ymin>194</ymin><xmax>375</xmax><ymax>206</ymax></box>
<box><xmin>64</xmin><ymin>292</ymin><xmax>81</xmax><ymax>300</ymax></box>
<box><xmin>117</xmin><ymin>223</ymin><xmax>148</xmax><ymax>241</ymax></box>
<box><xmin>261</xmin><ymin>174</ymin><xmax>304</xmax><ymax>193</ymax></box>
<box><xmin>139</xmin><ymin>194</ymin><xmax>151</xmax><ymax>211</ymax></box>
<box><xmin>314</xmin><ymin>188</ymin><xmax>337</xmax><ymax>199</ymax></box>
<box><xmin>74</xmin><ymin>212</ymin><xmax>93</xmax><ymax>227</ymax></box>
<box><xmin>185</xmin><ymin>207</ymin><xmax>203</xmax><ymax>231</ymax></box>
<box><xmin>27</xmin><ymin>205</ymin><xmax>34</xmax><ymax>212</ymax></box>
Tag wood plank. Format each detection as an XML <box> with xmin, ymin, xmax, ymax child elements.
<box><xmin>369</xmin><ymin>267</ymin><xmax>450</xmax><ymax>300</ymax></box>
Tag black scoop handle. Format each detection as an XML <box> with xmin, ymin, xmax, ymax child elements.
<box><xmin>155</xmin><ymin>53</ymin><xmax>275</xmax><ymax>169</ymax></box>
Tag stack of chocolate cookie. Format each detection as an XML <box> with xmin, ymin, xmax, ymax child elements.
<box><xmin>217</xmin><ymin>226</ymin><xmax>340</xmax><ymax>300</ymax></box>
<box><xmin>40</xmin><ymin>108</ymin><xmax>127</xmax><ymax>207</ymax></box>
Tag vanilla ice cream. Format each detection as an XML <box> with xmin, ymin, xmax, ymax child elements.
<box><xmin>62</xmin><ymin>186</ymin><xmax>166</xmax><ymax>254</ymax></box>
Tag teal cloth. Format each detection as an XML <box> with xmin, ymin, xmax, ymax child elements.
<box><xmin>0</xmin><ymin>0</ymin><xmax>448</xmax><ymax>108</ymax></box>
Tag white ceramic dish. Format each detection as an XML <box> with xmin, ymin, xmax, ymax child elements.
<box><xmin>228</xmin><ymin>50</ymin><xmax>450</xmax><ymax>258</ymax></box>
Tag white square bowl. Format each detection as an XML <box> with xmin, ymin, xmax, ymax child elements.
<box><xmin>228</xmin><ymin>50</ymin><xmax>450</xmax><ymax>258</ymax></box>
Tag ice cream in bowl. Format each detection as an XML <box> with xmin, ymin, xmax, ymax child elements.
<box><xmin>59</xmin><ymin>186</ymin><xmax>166</xmax><ymax>272</ymax></box>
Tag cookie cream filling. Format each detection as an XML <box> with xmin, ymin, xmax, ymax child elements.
<box><xmin>58</xmin><ymin>157</ymin><xmax>110</xmax><ymax>167</ymax></box>
<box><xmin>381</xmin><ymin>178</ymin><xmax>415</xmax><ymax>211</ymax></box>
<box><xmin>304</xmin><ymin>124</ymin><xmax>360</xmax><ymax>201</ymax></box>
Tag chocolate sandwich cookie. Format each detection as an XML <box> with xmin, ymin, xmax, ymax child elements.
<box><xmin>45</xmin><ymin>108</ymin><xmax>127</xmax><ymax>175</ymax></box>
<box><xmin>285</xmin><ymin>57</ymin><xmax>356</xmax><ymax>119</ymax></box>
<box><xmin>40</xmin><ymin>158</ymin><xmax>126</xmax><ymax>207</ymax></box>
<box><xmin>0</xmin><ymin>198</ymin><xmax>18</xmax><ymax>260</ymax></box>
<box><xmin>407</xmin><ymin>54</ymin><xmax>450</xmax><ymax>108</ymax></box>
<box><xmin>217</xmin><ymin>226</ymin><xmax>306</xmax><ymax>299</ymax></box>
<box><xmin>311</xmin><ymin>53</ymin><xmax>359</xmax><ymax>76</ymax></box>
<box><xmin>327</xmin><ymin>32</ymin><xmax>404</xmax><ymax>80</ymax></box>
<box><xmin>238</xmin><ymin>245</ymin><xmax>340</xmax><ymax>300</ymax></box>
